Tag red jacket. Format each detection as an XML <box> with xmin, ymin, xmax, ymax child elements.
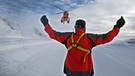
<box><xmin>44</xmin><ymin>24</ymin><xmax>120</xmax><ymax>76</ymax></box>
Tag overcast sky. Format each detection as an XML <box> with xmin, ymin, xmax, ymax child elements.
<box><xmin>0</xmin><ymin>0</ymin><xmax>135</xmax><ymax>40</ymax></box>
<box><xmin>0</xmin><ymin>0</ymin><xmax>94</xmax><ymax>15</ymax></box>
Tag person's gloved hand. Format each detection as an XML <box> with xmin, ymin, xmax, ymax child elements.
<box><xmin>40</xmin><ymin>15</ymin><xmax>48</xmax><ymax>26</ymax></box>
<box><xmin>115</xmin><ymin>16</ymin><xmax>125</xmax><ymax>28</ymax></box>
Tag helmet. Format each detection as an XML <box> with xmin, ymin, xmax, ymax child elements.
<box><xmin>74</xmin><ymin>19</ymin><xmax>86</xmax><ymax>30</ymax></box>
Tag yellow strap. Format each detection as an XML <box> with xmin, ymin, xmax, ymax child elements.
<box><xmin>67</xmin><ymin>33</ymin><xmax>90</xmax><ymax>63</ymax></box>
<box><xmin>68</xmin><ymin>33</ymin><xmax>85</xmax><ymax>51</ymax></box>
<box><xmin>68</xmin><ymin>45</ymin><xmax>90</xmax><ymax>63</ymax></box>
<box><xmin>83</xmin><ymin>51</ymin><xmax>90</xmax><ymax>63</ymax></box>
<box><xmin>71</xmin><ymin>33</ymin><xmax>74</xmax><ymax>43</ymax></box>
<box><xmin>76</xmin><ymin>33</ymin><xmax>85</xmax><ymax>44</ymax></box>
<box><xmin>71</xmin><ymin>33</ymin><xmax>85</xmax><ymax>44</ymax></box>
<box><xmin>68</xmin><ymin>45</ymin><xmax>90</xmax><ymax>53</ymax></box>
<box><xmin>67</xmin><ymin>46</ymin><xmax>72</xmax><ymax>51</ymax></box>
<box><xmin>77</xmin><ymin>46</ymin><xmax>90</xmax><ymax>52</ymax></box>
<box><xmin>77</xmin><ymin>46</ymin><xmax>90</xmax><ymax>63</ymax></box>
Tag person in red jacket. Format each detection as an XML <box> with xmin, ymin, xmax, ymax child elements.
<box><xmin>40</xmin><ymin>15</ymin><xmax>125</xmax><ymax>76</ymax></box>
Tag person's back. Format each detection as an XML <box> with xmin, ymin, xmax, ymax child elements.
<box><xmin>40</xmin><ymin>15</ymin><xmax>125</xmax><ymax>76</ymax></box>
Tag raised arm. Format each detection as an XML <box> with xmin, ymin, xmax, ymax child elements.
<box><xmin>87</xmin><ymin>16</ymin><xmax>125</xmax><ymax>45</ymax></box>
<box><xmin>40</xmin><ymin>15</ymin><xmax>71</xmax><ymax>43</ymax></box>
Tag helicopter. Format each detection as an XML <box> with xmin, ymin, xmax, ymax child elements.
<box><xmin>53</xmin><ymin>5</ymin><xmax>70</xmax><ymax>24</ymax></box>
<box><xmin>61</xmin><ymin>11</ymin><xmax>70</xmax><ymax>23</ymax></box>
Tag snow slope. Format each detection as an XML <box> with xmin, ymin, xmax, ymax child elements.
<box><xmin>0</xmin><ymin>16</ymin><xmax>21</xmax><ymax>37</ymax></box>
<box><xmin>0</xmin><ymin>17</ymin><xmax>135</xmax><ymax>76</ymax></box>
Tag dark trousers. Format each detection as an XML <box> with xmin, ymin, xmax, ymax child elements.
<box><xmin>64</xmin><ymin>66</ymin><xmax>94</xmax><ymax>76</ymax></box>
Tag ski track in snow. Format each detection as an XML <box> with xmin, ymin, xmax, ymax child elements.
<box><xmin>0</xmin><ymin>37</ymin><xmax>135</xmax><ymax>76</ymax></box>
<box><xmin>92</xmin><ymin>44</ymin><xmax>135</xmax><ymax>76</ymax></box>
<box><xmin>0</xmin><ymin>37</ymin><xmax>66</xmax><ymax>76</ymax></box>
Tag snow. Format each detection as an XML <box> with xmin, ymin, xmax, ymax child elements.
<box><xmin>92</xmin><ymin>43</ymin><xmax>135</xmax><ymax>76</ymax></box>
<box><xmin>0</xmin><ymin>15</ymin><xmax>135</xmax><ymax>76</ymax></box>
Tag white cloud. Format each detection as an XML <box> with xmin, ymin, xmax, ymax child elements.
<box><xmin>0</xmin><ymin>0</ymin><xmax>135</xmax><ymax>40</ymax></box>
<box><xmin>67</xmin><ymin>0</ymin><xmax>135</xmax><ymax>40</ymax></box>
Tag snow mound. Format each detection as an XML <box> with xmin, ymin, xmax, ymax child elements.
<box><xmin>0</xmin><ymin>16</ymin><xmax>47</xmax><ymax>39</ymax></box>
<box><xmin>0</xmin><ymin>16</ymin><xmax>21</xmax><ymax>37</ymax></box>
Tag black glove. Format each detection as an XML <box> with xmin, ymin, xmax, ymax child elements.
<box><xmin>115</xmin><ymin>16</ymin><xmax>125</xmax><ymax>28</ymax></box>
<box><xmin>40</xmin><ymin>15</ymin><xmax>48</xmax><ymax>26</ymax></box>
